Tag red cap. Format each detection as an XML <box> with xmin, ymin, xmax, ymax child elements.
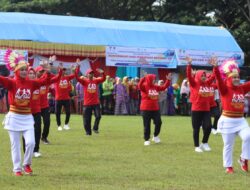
<box><xmin>35</xmin><ymin>66</ymin><xmax>44</xmax><ymax>72</ymax></box>
<box><xmin>28</xmin><ymin>67</ymin><xmax>36</xmax><ymax>73</ymax></box>
<box><xmin>86</xmin><ymin>68</ymin><xmax>94</xmax><ymax>75</ymax></box>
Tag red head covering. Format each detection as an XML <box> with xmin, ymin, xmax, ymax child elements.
<box><xmin>35</xmin><ymin>66</ymin><xmax>45</xmax><ymax>73</ymax></box>
<box><xmin>86</xmin><ymin>68</ymin><xmax>94</xmax><ymax>75</ymax></box>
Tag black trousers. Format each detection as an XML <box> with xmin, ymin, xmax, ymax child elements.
<box><xmin>56</xmin><ymin>100</ymin><xmax>71</xmax><ymax>126</ymax></box>
<box><xmin>41</xmin><ymin>107</ymin><xmax>50</xmax><ymax>139</ymax></box>
<box><xmin>191</xmin><ymin>111</ymin><xmax>211</xmax><ymax>147</ymax></box>
<box><xmin>103</xmin><ymin>94</ymin><xmax>112</xmax><ymax>114</ymax></box>
<box><xmin>210</xmin><ymin>105</ymin><xmax>221</xmax><ymax>130</ymax></box>
<box><xmin>23</xmin><ymin>112</ymin><xmax>41</xmax><ymax>153</ymax></box>
<box><xmin>83</xmin><ymin>104</ymin><xmax>101</xmax><ymax>135</ymax></box>
<box><xmin>141</xmin><ymin>110</ymin><xmax>162</xmax><ymax>141</ymax></box>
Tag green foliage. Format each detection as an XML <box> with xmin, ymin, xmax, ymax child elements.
<box><xmin>0</xmin><ymin>0</ymin><xmax>249</xmax><ymax>64</ymax></box>
<box><xmin>0</xmin><ymin>114</ymin><xmax>250</xmax><ymax>189</ymax></box>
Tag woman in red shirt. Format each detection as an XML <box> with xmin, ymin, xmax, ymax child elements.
<box><xmin>0</xmin><ymin>50</ymin><xmax>50</xmax><ymax>176</ymax></box>
<box><xmin>210</xmin><ymin>58</ymin><xmax>250</xmax><ymax>174</ymax></box>
<box><xmin>138</xmin><ymin>73</ymin><xmax>171</xmax><ymax>146</ymax></box>
<box><xmin>186</xmin><ymin>57</ymin><xmax>214</xmax><ymax>153</ymax></box>
<box><xmin>54</xmin><ymin>67</ymin><xmax>75</xmax><ymax>131</ymax></box>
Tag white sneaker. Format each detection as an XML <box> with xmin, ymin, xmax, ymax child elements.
<box><xmin>33</xmin><ymin>152</ymin><xmax>41</xmax><ymax>158</ymax></box>
<box><xmin>152</xmin><ymin>136</ymin><xmax>161</xmax><ymax>143</ymax></box>
<box><xmin>63</xmin><ymin>124</ymin><xmax>70</xmax><ymax>130</ymax></box>
<box><xmin>58</xmin><ymin>126</ymin><xmax>63</xmax><ymax>131</ymax></box>
<box><xmin>212</xmin><ymin>129</ymin><xmax>218</xmax><ymax>135</ymax></box>
<box><xmin>200</xmin><ymin>143</ymin><xmax>211</xmax><ymax>151</ymax></box>
<box><xmin>195</xmin><ymin>147</ymin><xmax>203</xmax><ymax>153</ymax></box>
<box><xmin>144</xmin><ymin>141</ymin><xmax>150</xmax><ymax>146</ymax></box>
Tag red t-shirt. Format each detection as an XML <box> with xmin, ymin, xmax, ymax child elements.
<box><xmin>54</xmin><ymin>74</ymin><xmax>75</xmax><ymax>101</ymax></box>
<box><xmin>31</xmin><ymin>89</ymin><xmax>41</xmax><ymax>114</ymax></box>
<box><xmin>40</xmin><ymin>70</ymin><xmax>62</xmax><ymax>108</ymax></box>
<box><xmin>138</xmin><ymin>74</ymin><xmax>170</xmax><ymax>111</ymax></box>
<box><xmin>75</xmin><ymin>74</ymin><xmax>105</xmax><ymax>106</ymax></box>
<box><xmin>187</xmin><ymin>64</ymin><xmax>213</xmax><ymax>111</ymax></box>
<box><xmin>214</xmin><ymin>66</ymin><xmax>250</xmax><ymax>117</ymax></box>
<box><xmin>0</xmin><ymin>73</ymin><xmax>50</xmax><ymax>114</ymax></box>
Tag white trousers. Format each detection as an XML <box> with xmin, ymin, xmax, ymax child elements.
<box><xmin>222</xmin><ymin>127</ymin><xmax>250</xmax><ymax>167</ymax></box>
<box><xmin>8</xmin><ymin>129</ymin><xmax>35</xmax><ymax>172</ymax></box>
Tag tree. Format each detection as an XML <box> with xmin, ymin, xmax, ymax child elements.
<box><xmin>0</xmin><ymin>0</ymin><xmax>249</xmax><ymax>64</ymax></box>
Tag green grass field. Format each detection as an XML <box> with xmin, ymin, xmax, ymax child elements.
<box><xmin>0</xmin><ymin>114</ymin><xmax>250</xmax><ymax>190</ymax></box>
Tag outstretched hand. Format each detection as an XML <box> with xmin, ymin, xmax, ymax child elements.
<box><xmin>42</xmin><ymin>61</ymin><xmax>51</xmax><ymax>72</ymax></box>
<box><xmin>208</xmin><ymin>57</ymin><xmax>218</xmax><ymax>67</ymax></box>
<box><xmin>96</xmin><ymin>68</ymin><xmax>104</xmax><ymax>74</ymax></box>
<box><xmin>49</xmin><ymin>55</ymin><xmax>57</xmax><ymax>62</ymax></box>
<box><xmin>166</xmin><ymin>73</ymin><xmax>172</xmax><ymax>80</ymax></box>
<box><xmin>76</xmin><ymin>58</ymin><xmax>80</xmax><ymax>66</ymax></box>
<box><xmin>186</xmin><ymin>56</ymin><xmax>192</xmax><ymax>64</ymax></box>
<box><xmin>58</xmin><ymin>62</ymin><xmax>63</xmax><ymax>70</ymax></box>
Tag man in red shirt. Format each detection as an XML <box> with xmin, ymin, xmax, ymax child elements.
<box><xmin>75</xmin><ymin>65</ymin><xmax>105</xmax><ymax>135</ymax></box>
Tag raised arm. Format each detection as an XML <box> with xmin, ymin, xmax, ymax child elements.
<box><xmin>186</xmin><ymin>57</ymin><xmax>196</xmax><ymax>87</ymax></box>
<box><xmin>138</xmin><ymin>77</ymin><xmax>146</xmax><ymax>92</ymax></box>
<box><xmin>241</xmin><ymin>81</ymin><xmax>250</xmax><ymax>94</ymax></box>
<box><xmin>66</xmin><ymin>73</ymin><xmax>75</xmax><ymax>81</ymax></box>
<box><xmin>209</xmin><ymin>57</ymin><xmax>227</xmax><ymax>95</ymax></box>
<box><xmin>74</xmin><ymin>66</ymin><xmax>87</xmax><ymax>85</ymax></box>
<box><xmin>94</xmin><ymin>69</ymin><xmax>106</xmax><ymax>84</ymax></box>
<box><xmin>49</xmin><ymin>68</ymin><xmax>63</xmax><ymax>84</ymax></box>
<box><xmin>155</xmin><ymin>73</ymin><xmax>172</xmax><ymax>91</ymax></box>
<box><xmin>0</xmin><ymin>76</ymin><xmax>14</xmax><ymax>90</ymax></box>
<box><xmin>32</xmin><ymin>72</ymin><xmax>51</xmax><ymax>89</ymax></box>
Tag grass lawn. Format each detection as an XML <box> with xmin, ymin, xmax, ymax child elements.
<box><xmin>0</xmin><ymin>114</ymin><xmax>250</xmax><ymax>190</ymax></box>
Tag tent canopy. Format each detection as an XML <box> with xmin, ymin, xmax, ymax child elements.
<box><xmin>0</xmin><ymin>12</ymin><xmax>242</xmax><ymax>52</ymax></box>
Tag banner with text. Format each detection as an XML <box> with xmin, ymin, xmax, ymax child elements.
<box><xmin>176</xmin><ymin>49</ymin><xmax>244</xmax><ymax>66</ymax></box>
<box><xmin>106</xmin><ymin>46</ymin><xmax>178</xmax><ymax>68</ymax></box>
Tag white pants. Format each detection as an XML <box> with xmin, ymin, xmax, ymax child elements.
<box><xmin>8</xmin><ymin>129</ymin><xmax>35</xmax><ymax>172</ymax></box>
<box><xmin>222</xmin><ymin>127</ymin><xmax>250</xmax><ymax>167</ymax></box>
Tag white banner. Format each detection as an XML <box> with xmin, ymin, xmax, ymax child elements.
<box><xmin>106</xmin><ymin>46</ymin><xmax>178</xmax><ymax>68</ymax></box>
<box><xmin>176</xmin><ymin>49</ymin><xmax>244</xmax><ymax>66</ymax></box>
<box><xmin>32</xmin><ymin>55</ymin><xmax>91</xmax><ymax>75</ymax></box>
<box><xmin>0</xmin><ymin>49</ymin><xmax>28</xmax><ymax>65</ymax></box>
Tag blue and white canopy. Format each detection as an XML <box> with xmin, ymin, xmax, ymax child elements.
<box><xmin>0</xmin><ymin>12</ymin><xmax>244</xmax><ymax>67</ymax></box>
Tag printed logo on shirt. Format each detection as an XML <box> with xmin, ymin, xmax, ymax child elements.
<box><xmin>148</xmin><ymin>89</ymin><xmax>159</xmax><ymax>100</ymax></box>
<box><xmin>87</xmin><ymin>83</ymin><xmax>97</xmax><ymax>93</ymax></box>
<box><xmin>231</xmin><ymin>93</ymin><xmax>244</xmax><ymax>109</ymax></box>
<box><xmin>59</xmin><ymin>80</ymin><xmax>68</xmax><ymax>89</ymax></box>
<box><xmin>40</xmin><ymin>85</ymin><xmax>47</xmax><ymax>94</ymax></box>
<box><xmin>209</xmin><ymin>87</ymin><xmax>215</xmax><ymax>97</ymax></box>
<box><xmin>15</xmin><ymin>88</ymin><xmax>31</xmax><ymax>106</ymax></box>
<box><xmin>32</xmin><ymin>89</ymin><xmax>40</xmax><ymax>100</ymax></box>
<box><xmin>198</xmin><ymin>86</ymin><xmax>211</xmax><ymax>97</ymax></box>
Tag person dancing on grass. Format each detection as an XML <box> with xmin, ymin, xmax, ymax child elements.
<box><xmin>35</xmin><ymin>56</ymin><xmax>62</xmax><ymax>144</ymax></box>
<box><xmin>209</xmin><ymin>57</ymin><xmax>250</xmax><ymax>174</ymax></box>
<box><xmin>186</xmin><ymin>57</ymin><xmax>214</xmax><ymax>153</ymax></box>
<box><xmin>138</xmin><ymin>73</ymin><xmax>172</xmax><ymax>146</ymax></box>
<box><xmin>75</xmin><ymin>59</ymin><xmax>105</xmax><ymax>135</ymax></box>
<box><xmin>22</xmin><ymin>65</ymin><xmax>62</xmax><ymax>158</ymax></box>
<box><xmin>54</xmin><ymin>63</ymin><xmax>75</xmax><ymax>131</ymax></box>
<box><xmin>0</xmin><ymin>49</ymin><xmax>51</xmax><ymax>176</ymax></box>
